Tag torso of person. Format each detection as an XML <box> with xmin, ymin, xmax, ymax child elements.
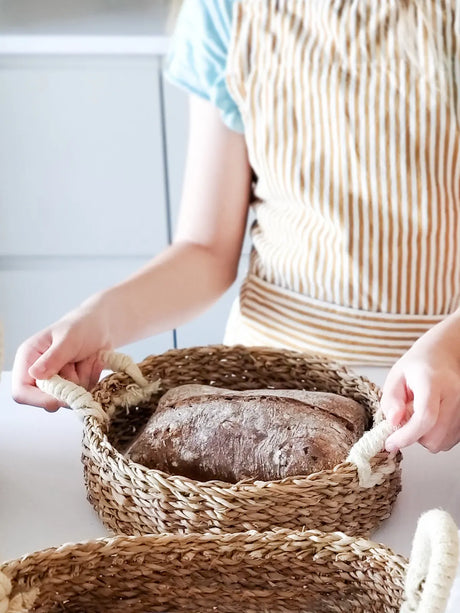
<box><xmin>223</xmin><ymin>0</ymin><xmax>460</xmax><ymax>366</ymax></box>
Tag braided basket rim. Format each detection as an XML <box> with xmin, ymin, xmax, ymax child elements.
<box><xmin>0</xmin><ymin>527</ymin><xmax>408</xmax><ymax>571</ymax></box>
<box><xmin>0</xmin><ymin>527</ymin><xmax>408</xmax><ymax>613</ymax></box>
<box><xmin>86</xmin><ymin>344</ymin><xmax>398</xmax><ymax>490</ymax></box>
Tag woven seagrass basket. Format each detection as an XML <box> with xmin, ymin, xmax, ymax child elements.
<box><xmin>0</xmin><ymin>510</ymin><xmax>458</xmax><ymax>613</ymax></box>
<box><xmin>38</xmin><ymin>345</ymin><xmax>402</xmax><ymax>538</ymax></box>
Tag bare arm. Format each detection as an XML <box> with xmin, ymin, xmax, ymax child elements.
<box><xmin>95</xmin><ymin>95</ymin><xmax>251</xmax><ymax>346</ymax></box>
<box><xmin>12</xmin><ymin>96</ymin><xmax>251</xmax><ymax>409</ymax></box>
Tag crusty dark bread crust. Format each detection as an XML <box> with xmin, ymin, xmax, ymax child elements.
<box><xmin>125</xmin><ymin>385</ymin><xmax>367</xmax><ymax>482</ymax></box>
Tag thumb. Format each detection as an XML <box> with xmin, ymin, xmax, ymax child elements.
<box><xmin>28</xmin><ymin>341</ymin><xmax>73</xmax><ymax>380</ymax></box>
<box><xmin>380</xmin><ymin>373</ymin><xmax>409</xmax><ymax>427</ymax></box>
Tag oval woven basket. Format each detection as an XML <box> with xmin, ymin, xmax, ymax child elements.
<box><xmin>1</xmin><ymin>510</ymin><xmax>458</xmax><ymax>613</ymax></box>
<box><xmin>38</xmin><ymin>344</ymin><xmax>402</xmax><ymax>537</ymax></box>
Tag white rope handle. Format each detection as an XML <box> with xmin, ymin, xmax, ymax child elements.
<box><xmin>0</xmin><ymin>571</ymin><xmax>38</xmax><ymax>613</ymax></box>
<box><xmin>346</xmin><ymin>420</ymin><xmax>396</xmax><ymax>488</ymax></box>
<box><xmin>36</xmin><ymin>350</ymin><xmax>160</xmax><ymax>423</ymax></box>
<box><xmin>36</xmin><ymin>376</ymin><xmax>107</xmax><ymax>423</ymax></box>
<box><xmin>401</xmin><ymin>509</ymin><xmax>459</xmax><ymax>613</ymax></box>
<box><xmin>99</xmin><ymin>350</ymin><xmax>149</xmax><ymax>387</ymax></box>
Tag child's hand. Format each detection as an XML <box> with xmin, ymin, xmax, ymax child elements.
<box><xmin>381</xmin><ymin>311</ymin><xmax>460</xmax><ymax>453</ymax></box>
<box><xmin>12</xmin><ymin>300</ymin><xmax>111</xmax><ymax>412</ymax></box>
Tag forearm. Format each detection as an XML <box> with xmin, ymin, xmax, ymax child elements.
<box><xmin>83</xmin><ymin>240</ymin><xmax>238</xmax><ymax>348</ymax></box>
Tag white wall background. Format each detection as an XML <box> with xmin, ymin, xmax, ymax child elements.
<box><xmin>0</xmin><ymin>3</ymin><xmax>248</xmax><ymax>369</ymax></box>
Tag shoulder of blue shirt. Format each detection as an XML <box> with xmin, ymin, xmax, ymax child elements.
<box><xmin>163</xmin><ymin>0</ymin><xmax>244</xmax><ymax>133</ymax></box>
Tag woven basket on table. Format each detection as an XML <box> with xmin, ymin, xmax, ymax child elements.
<box><xmin>1</xmin><ymin>510</ymin><xmax>458</xmax><ymax>613</ymax></box>
<box><xmin>38</xmin><ymin>344</ymin><xmax>402</xmax><ymax>538</ymax></box>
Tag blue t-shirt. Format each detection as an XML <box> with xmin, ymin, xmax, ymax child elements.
<box><xmin>164</xmin><ymin>0</ymin><xmax>244</xmax><ymax>133</ymax></box>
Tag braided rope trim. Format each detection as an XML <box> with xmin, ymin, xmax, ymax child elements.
<box><xmin>99</xmin><ymin>351</ymin><xmax>148</xmax><ymax>388</ymax></box>
<box><xmin>36</xmin><ymin>351</ymin><xmax>161</xmax><ymax>424</ymax></box>
<box><xmin>346</xmin><ymin>420</ymin><xmax>397</xmax><ymax>488</ymax></box>
<box><xmin>401</xmin><ymin>509</ymin><xmax>459</xmax><ymax>613</ymax></box>
<box><xmin>0</xmin><ymin>571</ymin><xmax>38</xmax><ymax>613</ymax></box>
<box><xmin>36</xmin><ymin>376</ymin><xmax>107</xmax><ymax>423</ymax></box>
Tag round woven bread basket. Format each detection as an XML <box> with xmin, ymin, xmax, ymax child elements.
<box><xmin>38</xmin><ymin>345</ymin><xmax>402</xmax><ymax>537</ymax></box>
<box><xmin>0</xmin><ymin>510</ymin><xmax>458</xmax><ymax>613</ymax></box>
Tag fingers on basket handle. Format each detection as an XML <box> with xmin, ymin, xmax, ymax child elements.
<box><xmin>99</xmin><ymin>350</ymin><xmax>148</xmax><ymax>387</ymax></box>
<box><xmin>99</xmin><ymin>350</ymin><xmax>161</xmax><ymax>407</ymax></box>
<box><xmin>400</xmin><ymin>509</ymin><xmax>459</xmax><ymax>613</ymax></box>
<box><xmin>0</xmin><ymin>571</ymin><xmax>39</xmax><ymax>613</ymax></box>
<box><xmin>36</xmin><ymin>351</ymin><xmax>157</xmax><ymax>421</ymax></box>
<box><xmin>36</xmin><ymin>376</ymin><xmax>107</xmax><ymax>423</ymax></box>
<box><xmin>346</xmin><ymin>420</ymin><xmax>396</xmax><ymax>488</ymax></box>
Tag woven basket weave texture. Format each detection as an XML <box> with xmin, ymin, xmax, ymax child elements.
<box><xmin>0</xmin><ymin>528</ymin><xmax>408</xmax><ymax>613</ymax></box>
<box><xmin>3</xmin><ymin>509</ymin><xmax>458</xmax><ymax>612</ymax></box>
<box><xmin>81</xmin><ymin>345</ymin><xmax>402</xmax><ymax>537</ymax></box>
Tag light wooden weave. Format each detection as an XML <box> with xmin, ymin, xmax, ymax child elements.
<box><xmin>0</xmin><ymin>510</ymin><xmax>457</xmax><ymax>613</ymax></box>
<box><xmin>38</xmin><ymin>345</ymin><xmax>402</xmax><ymax>537</ymax></box>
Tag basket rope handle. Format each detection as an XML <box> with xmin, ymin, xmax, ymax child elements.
<box><xmin>99</xmin><ymin>350</ymin><xmax>149</xmax><ymax>387</ymax></box>
<box><xmin>346</xmin><ymin>420</ymin><xmax>396</xmax><ymax>488</ymax></box>
<box><xmin>36</xmin><ymin>376</ymin><xmax>108</xmax><ymax>422</ymax></box>
<box><xmin>0</xmin><ymin>571</ymin><xmax>39</xmax><ymax>613</ymax></box>
<box><xmin>401</xmin><ymin>509</ymin><xmax>459</xmax><ymax>613</ymax></box>
<box><xmin>35</xmin><ymin>350</ymin><xmax>159</xmax><ymax>423</ymax></box>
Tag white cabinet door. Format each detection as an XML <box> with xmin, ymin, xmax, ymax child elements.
<box><xmin>0</xmin><ymin>56</ymin><xmax>168</xmax><ymax>256</ymax></box>
<box><xmin>0</xmin><ymin>55</ymin><xmax>174</xmax><ymax>368</ymax></box>
<box><xmin>162</xmin><ymin>71</ymin><xmax>252</xmax><ymax>348</ymax></box>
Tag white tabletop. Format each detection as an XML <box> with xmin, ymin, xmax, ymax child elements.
<box><xmin>0</xmin><ymin>371</ymin><xmax>108</xmax><ymax>561</ymax></box>
<box><xmin>1</xmin><ymin>368</ymin><xmax>460</xmax><ymax>608</ymax></box>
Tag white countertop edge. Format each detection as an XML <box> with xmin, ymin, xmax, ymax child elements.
<box><xmin>0</xmin><ymin>35</ymin><xmax>170</xmax><ymax>56</ymax></box>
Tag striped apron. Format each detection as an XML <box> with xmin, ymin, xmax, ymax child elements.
<box><xmin>223</xmin><ymin>0</ymin><xmax>460</xmax><ymax>365</ymax></box>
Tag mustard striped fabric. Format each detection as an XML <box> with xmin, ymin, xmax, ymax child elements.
<box><xmin>224</xmin><ymin>0</ymin><xmax>460</xmax><ymax>365</ymax></box>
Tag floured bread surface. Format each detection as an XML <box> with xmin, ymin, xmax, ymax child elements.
<box><xmin>125</xmin><ymin>384</ymin><xmax>367</xmax><ymax>483</ymax></box>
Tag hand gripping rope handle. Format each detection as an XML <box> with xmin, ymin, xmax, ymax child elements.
<box><xmin>346</xmin><ymin>419</ymin><xmax>397</xmax><ymax>488</ymax></box>
<box><xmin>35</xmin><ymin>350</ymin><xmax>161</xmax><ymax>423</ymax></box>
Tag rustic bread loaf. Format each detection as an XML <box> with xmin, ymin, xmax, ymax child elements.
<box><xmin>125</xmin><ymin>385</ymin><xmax>367</xmax><ymax>482</ymax></box>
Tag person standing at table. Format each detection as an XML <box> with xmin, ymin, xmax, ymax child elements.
<box><xmin>12</xmin><ymin>0</ymin><xmax>460</xmax><ymax>454</ymax></box>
